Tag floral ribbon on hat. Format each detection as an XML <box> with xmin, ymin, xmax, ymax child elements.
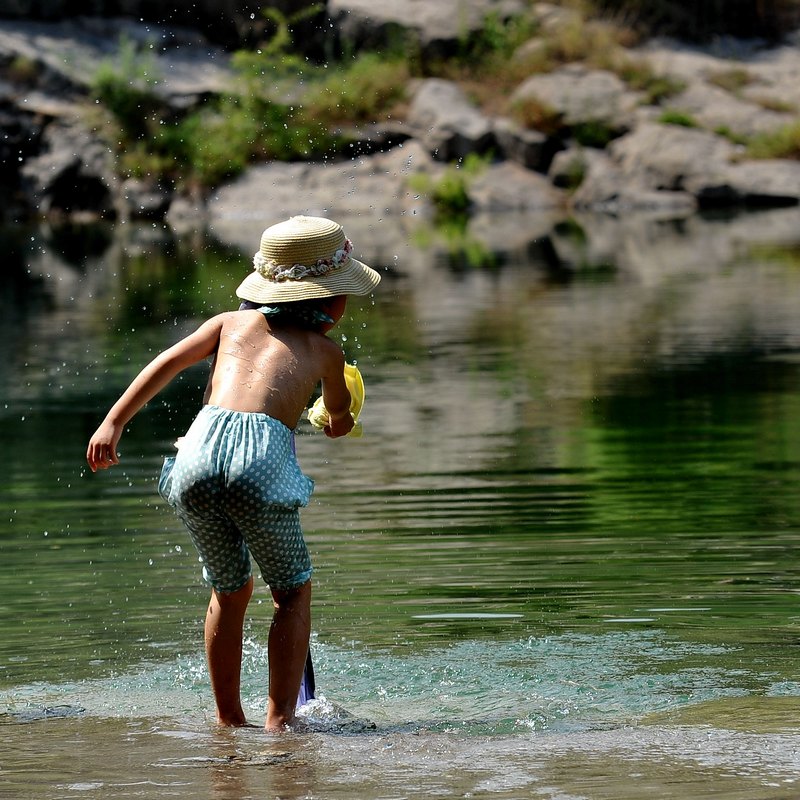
<box><xmin>253</xmin><ymin>238</ymin><xmax>353</xmax><ymax>282</ymax></box>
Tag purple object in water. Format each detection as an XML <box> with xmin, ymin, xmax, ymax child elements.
<box><xmin>296</xmin><ymin>650</ymin><xmax>316</xmax><ymax>707</ymax></box>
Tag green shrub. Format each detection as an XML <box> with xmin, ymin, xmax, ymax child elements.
<box><xmin>118</xmin><ymin>143</ymin><xmax>178</xmax><ymax>182</ymax></box>
<box><xmin>747</xmin><ymin>120</ymin><xmax>800</xmax><ymax>160</ymax></box>
<box><xmin>751</xmin><ymin>95</ymin><xmax>795</xmax><ymax>114</ymax></box>
<box><xmin>614</xmin><ymin>57</ymin><xmax>685</xmax><ymax>103</ymax></box>
<box><xmin>456</xmin><ymin>10</ymin><xmax>539</xmax><ymax>65</ymax></box>
<box><xmin>90</xmin><ymin>15</ymin><xmax>344</xmax><ymax>190</ymax></box>
<box><xmin>231</xmin><ymin>3</ymin><xmax>324</xmax><ymax>81</ymax></box>
<box><xmin>561</xmin><ymin>155</ymin><xmax>588</xmax><ymax>192</ymax></box>
<box><xmin>713</xmin><ymin>126</ymin><xmax>749</xmax><ymax>146</ymax></box>
<box><xmin>572</xmin><ymin>120</ymin><xmax>617</xmax><ymax>147</ymax></box>
<box><xmin>303</xmin><ymin>53</ymin><xmax>409</xmax><ymax>124</ymax></box>
<box><xmin>658</xmin><ymin>108</ymin><xmax>698</xmax><ymax>128</ymax></box>
<box><xmin>90</xmin><ymin>36</ymin><xmax>164</xmax><ymax>141</ymax></box>
<box><xmin>174</xmin><ymin>96</ymin><xmax>338</xmax><ymax>188</ymax></box>
<box><xmin>707</xmin><ymin>67</ymin><xmax>753</xmax><ymax>93</ymax></box>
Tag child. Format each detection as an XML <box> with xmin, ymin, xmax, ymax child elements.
<box><xmin>86</xmin><ymin>216</ymin><xmax>381</xmax><ymax>731</ymax></box>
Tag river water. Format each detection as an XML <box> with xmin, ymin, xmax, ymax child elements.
<box><xmin>1</xmin><ymin>207</ymin><xmax>800</xmax><ymax>798</ymax></box>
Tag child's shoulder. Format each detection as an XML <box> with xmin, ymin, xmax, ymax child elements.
<box><xmin>215</xmin><ymin>309</ymin><xmax>259</xmax><ymax>327</ymax></box>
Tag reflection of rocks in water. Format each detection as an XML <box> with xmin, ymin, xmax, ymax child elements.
<box><xmin>319</xmin><ymin>205</ymin><xmax>800</xmax><ymax>480</ymax></box>
<box><xmin>0</xmin><ymin>222</ymin><xmax>200</xmax><ymax>409</ymax></box>
<box><xmin>9</xmin><ymin>205</ymin><xmax>800</xmax><ymax>455</ymax></box>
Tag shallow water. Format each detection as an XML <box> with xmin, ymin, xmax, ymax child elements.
<box><xmin>2</xmin><ymin>210</ymin><xmax>800</xmax><ymax>798</ymax></box>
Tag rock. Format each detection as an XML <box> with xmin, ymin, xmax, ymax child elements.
<box><xmin>0</xmin><ymin>18</ymin><xmax>233</xmax><ymax>104</ymax></box>
<box><xmin>20</xmin><ymin>120</ymin><xmax>119</xmax><ymax>218</ymax></box>
<box><xmin>742</xmin><ymin>40</ymin><xmax>800</xmax><ymax>111</ymax></box>
<box><xmin>667</xmin><ymin>82</ymin><xmax>795</xmax><ymax>138</ymax></box>
<box><xmin>548</xmin><ymin>145</ymin><xmax>607</xmax><ymax>189</ymax></box>
<box><xmin>328</xmin><ymin>0</ymin><xmax>527</xmax><ymax>59</ymax></box>
<box><xmin>572</xmin><ymin>121</ymin><xmax>800</xmax><ymax>211</ymax></box>
<box><xmin>0</xmin><ymin>17</ymin><xmax>235</xmax><ymax>220</ymax></box>
<box><xmin>569</xmin><ymin>149</ymin><xmax>698</xmax><ymax>214</ymax></box>
<box><xmin>5</xmin><ymin>10</ymin><xmax>800</xmax><ymax>224</ymax></box>
<box><xmin>529</xmin><ymin>2</ymin><xmax>582</xmax><ymax>34</ymax></box>
<box><xmin>610</xmin><ymin>122</ymin><xmax>737</xmax><ymax>190</ymax></box>
<box><xmin>207</xmin><ymin>140</ymin><xmax>439</xmax><ymax>253</ymax></box>
<box><xmin>713</xmin><ymin>159</ymin><xmax>800</xmax><ymax>206</ymax></box>
<box><xmin>0</xmin><ymin>100</ymin><xmax>44</xmax><ymax>220</ymax></box>
<box><xmin>510</xmin><ymin>65</ymin><xmax>643</xmax><ymax>133</ymax></box>
<box><xmin>633</xmin><ymin>38</ymin><xmax>755</xmax><ymax>84</ymax></box>
<box><xmin>493</xmin><ymin>116</ymin><xmax>558</xmax><ymax>171</ymax></box>
<box><xmin>406</xmin><ymin>78</ymin><xmax>495</xmax><ymax>161</ymax></box>
<box><xmin>469</xmin><ymin>161</ymin><xmax>565</xmax><ymax>211</ymax></box>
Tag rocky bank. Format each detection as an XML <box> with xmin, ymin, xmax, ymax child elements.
<box><xmin>2</xmin><ymin>0</ymin><xmax>800</xmax><ymax>232</ymax></box>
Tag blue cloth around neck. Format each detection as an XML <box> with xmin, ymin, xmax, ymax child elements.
<box><xmin>238</xmin><ymin>300</ymin><xmax>334</xmax><ymax>328</ymax></box>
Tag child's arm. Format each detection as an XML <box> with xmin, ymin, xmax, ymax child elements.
<box><xmin>86</xmin><ymin>316</ymin><xmax>225</xmax><ymax>472</ymax></box>
<box><xmin>319</xmin><ymin>343</ymin><xmax>354</xmax><ymax>439</ymax></box>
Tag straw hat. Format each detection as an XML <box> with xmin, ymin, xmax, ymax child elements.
<box><xmin>236</xmin><ymin>216</ymin><xmax>381</xmax><ymax>304</ymax></box>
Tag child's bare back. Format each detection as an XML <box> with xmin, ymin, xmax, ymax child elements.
<box><xmin>206</xmin><ymin>309</ymin><xmax>347</xmax><ymax>430</ymax></box>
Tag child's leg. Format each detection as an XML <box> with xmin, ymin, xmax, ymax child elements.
<box><xmin>266</xmin><ymin>579</ymin><xmax>312</xmax><ymax>732</ymax></box>
<box><xmin>205</xmin><ymin>576</ymin><xmax>254</xmax><ymax>726</ymax></box>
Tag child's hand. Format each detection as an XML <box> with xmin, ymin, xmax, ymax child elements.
<box><xmin>86</xmin><ymin>422</ymin><xmax>122</xmax><ymax>472</ymax></box>
<box><xmin>325</xmin><ymin>412</ymin><xmax>355</xmax><ymax>439</ymax></box>
<box><xmin>308</xmin><ymin>362</ymin><xmax>365</xmax><ymax>438</ymax></box>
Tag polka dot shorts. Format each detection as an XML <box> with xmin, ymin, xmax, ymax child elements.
<box><xmin>158</xmin><ymin>405</ymin><xmax>315</xmax><ymax>593</ymax></box>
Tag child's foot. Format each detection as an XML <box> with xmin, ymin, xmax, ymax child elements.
<box><xmin>216</xmin><ymin>714</ymin><xmax>253</xmax><ymax>727</ymax></box>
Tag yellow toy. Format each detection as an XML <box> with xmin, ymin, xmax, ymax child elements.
<box><xmin>307</xmin><ymin>362</ymin><xmax>365</xmax><ymax>437</ymax></box>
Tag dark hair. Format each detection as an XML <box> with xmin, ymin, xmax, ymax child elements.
<box><xmin>238</xmin><ymin>298</ymin><xmax>334</xmax><ymax>330</ymax></box>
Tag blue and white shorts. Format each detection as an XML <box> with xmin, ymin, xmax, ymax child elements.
<box><xmin>159</xmin><ymin>405</ymin><xmax>315</xmax><ymax>593</ymax></box>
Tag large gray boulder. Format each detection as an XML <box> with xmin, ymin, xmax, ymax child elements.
<box><xmin>569</xmin><ymin>147</ymin><xmax>698</xmax><ymax>214</ymax></box>
<box><xmin>0</xmin><ymin>17</ymin><xmax>233</xmax><ymax>219</ymax></box>
<box><xmin>328</xmin><ymin>0</ymin><xmax>527</xmax><ymax>58</ymax></box>
<box><xmin>714</xmin><ymin>159</ymin><xmax>800</xmax><ymax>206</ymax></box>
<box><xmin>493</xmin><ymin>116</ymin><xmax>557</xmax><ymax>172</ymax></box>
<box><xmin>20</xmin><ymin>120</ymin><xmax>119</xmax><ymax>218</ymax></box>
<box><xmin>206</xmin><ymin>140</ymin><xmax>439</xmax><ymax>252</ymax></box>
<box><xmin>406</xmin><ymin>79</ymin><xmax>495</xmax><ymax>162</ymax></box>
<box><xmin>510</xmin><ymin>65</ymin><xmax>643</xmax><ymax>134</ymax></box>
<box><xmin>571</xmin><ymin>122</ymin><xmax>800</xmax><ymax>210</ymax></box>
<box><xmin>667</xmin><ymin>82</ymin><xmax>795</xmax><ymax>138</ymax></box>
<box><xmin>610</xmin><ymin>123</ymin><xmax>737</xmax><ymax>191</ymax></box>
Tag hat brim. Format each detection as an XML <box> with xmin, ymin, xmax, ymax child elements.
<box><xmin>235</xmin><ymin>257</ymin><xmax>381</xmax><ymax>304</ymax></box>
